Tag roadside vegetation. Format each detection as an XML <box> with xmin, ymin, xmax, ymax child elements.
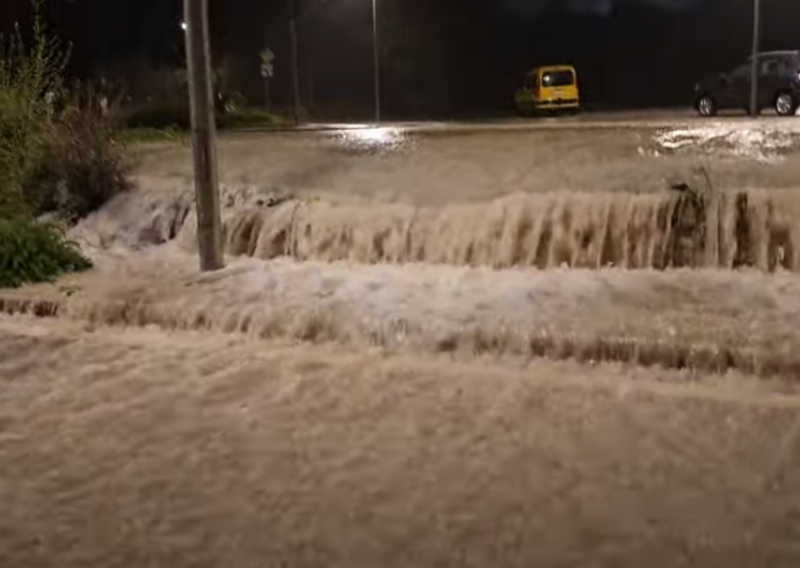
<box><xmin>114</xmin><ymin>73</ymin><xmax>284</xmax><ymax>143</ymax></box>
<box><xmin>119</xmin><ymin>102</ymin><xmax>281</xmax><ymax>133</ymax></box>
<box><xmin>0</xmin><ymin>2</ymin><xmax>130</xmax><ymax>288</ymax></box>
<box><xmin>114</xmin><ymin>106</ymin><xmax>283</xmax><ymax>146</ymax></box>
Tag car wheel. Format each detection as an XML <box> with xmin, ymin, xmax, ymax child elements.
<box><xmin>775</xmin><ymin>93</ymin><xmax>797</xmax><ymax>117</ymax></box>
<box><xmin>697</xmin><ymin>95</ymin><xmax>717</xmax><ymax>117</ymax></box>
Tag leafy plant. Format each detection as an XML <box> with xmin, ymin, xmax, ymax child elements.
<box><xmin>0</xmin><ymin>1</ymin><xmax>130</xmax><ymax>290</ymax></box>
<box><xmin>26</xmin><ymin>105</ymin><xmax>133</xmax><ymax>221</ymax></box>
<box><xmin>0</xmin><ymin>0</ymin><xmax>69</xmax><ymax>219</ymax></box>
<box><xmin>0</xmin><ymin>217</ymin><xmax>92</xmax><ymax>289</ymax></box>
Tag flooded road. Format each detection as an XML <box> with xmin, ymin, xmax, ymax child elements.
<box><xmin>135</xmin><ymin>113</ymin><xmax>800</xmax><ymax>207</ymax></box>
<box><xmin>2</xmin><ymin>315</ymin><xmax>800</xmax><ymax>568</ymax></box>
<box><xmin>4</xmin><ymin>111</ymin><xmax>800</xmax><ymax>568</ymax></box>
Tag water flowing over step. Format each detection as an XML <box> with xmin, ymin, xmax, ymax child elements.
<box><xmin>173</xmin><ymin>189</ymin><xmax>800</xmax><ymax>272</ymax></box>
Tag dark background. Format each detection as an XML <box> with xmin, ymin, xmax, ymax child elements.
<box><xmin>2</xmin><ymin>0</ymin><xmax>799</xmax><ymax>118</ymax></box>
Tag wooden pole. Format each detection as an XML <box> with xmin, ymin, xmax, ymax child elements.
<box><xmin>184</xmin><ymin>0</ymin><xmax>224</xmax><ymax>272</ymax></box>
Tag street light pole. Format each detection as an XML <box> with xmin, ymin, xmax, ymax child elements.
<box><xmin>749</xmin><ymin>0</ymin><xmax>761</xmax><ymax>117</ymax></box>
<box><xmin>184</xmin><ymin>0</ymin><xmax>224</xmax><ymax>272</ymax></box>
<box><xmin>288</xmin><ymin>0</ymin><xmax>302</xmax><ymax>125</ymax></box>
<box><xmin>371</xmin><ymin>0</ymin><xmax>381</xmax><ymax>123</ymax></box>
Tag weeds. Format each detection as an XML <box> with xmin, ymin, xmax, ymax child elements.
<box><xmin>0</xmin><ymin>0</ymin><xmax>126</xmax><ymax>288</ymax></box>
<box><xmin>0</xmin><ymin>1</ymin><xmax>68</xmax><ymax>217</ymax></box>
<box><xmin>26</xmin><ymin>106</ymin><xmax>133</xmax><ymax>221</ymax></box>
<box><xmin>119</xmin><ymin>102</ymin><xmax>282</xmax><ymax>132</ymax></box>
<box><xmin>0</xmin><ymin>218</ymin><xmax>91</xmax><ymax>288</ymax></box>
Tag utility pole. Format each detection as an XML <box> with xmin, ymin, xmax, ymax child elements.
<box><xmin>289</xmin><ymin>0</ymin><xmax>302</xmax><ymax>125</ymax></box>
<box><xmin>184</xmin><ymin>0</ymin><xmax>224</xmax><ymax>271</ymax></box>
<box><xmin>749</xmin><ymin>0</ymin><xmax>761</xmax><ymax>117</ymax></box>
<box><xmin>372</xmin><ymin>0</ymin><xmax>381</xmax><ymax>122</ymax></box>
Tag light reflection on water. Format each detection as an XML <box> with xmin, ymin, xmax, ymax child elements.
<box><xmin>331</xmin><ymin>126</ymin><xmax>410</xmax><ymax>155</ymax></box>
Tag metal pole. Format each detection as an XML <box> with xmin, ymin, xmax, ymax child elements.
<box><xmin>289</xmin><ymin>0</ymin><xmax>302</xmax><ymax>125</ymax></box>
<box><xmin>372</xmin><ymin>0</ymin><xmax>381</xmax><ymax>122</ymax></box>
<box><xmin>184</xmin><ymin>0</ymin><xmax>224</xmax><ymax>272</ymax></box>
<box><xmin>749</xmin><ymin>0</ymin><xmax>761</xmax><ymax>117</ymax></box>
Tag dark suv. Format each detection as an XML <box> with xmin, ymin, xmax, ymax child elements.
<box><xmin>693</xmin><ymin>50</ymin><xmax>800</xmax><ymax>117</ymax></box>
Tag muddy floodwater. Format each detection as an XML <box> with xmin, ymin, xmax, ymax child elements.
<box><xmin>2</xmin><ymin>316</ymin><xmax>800</xmax><ymax>568</ymax></box>
<box><xmin>133</xmin><ymin>118</ymin><xmax>800</xmax><ymax>206</ymax></box>
<box><xmin>4</xmin><ymin>117</ymin><xmax>800</xmax><ymax>567</ymax></box>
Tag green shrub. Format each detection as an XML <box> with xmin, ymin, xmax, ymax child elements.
<box><xmin>113</xmin><ymin>126</ymin><xmax>187</xmax><ymax>145</ymax></box>
<box><xmin>0</xmin><ymin>217</ymin><xmax>91</xmax><ymax>288</ymax></box>
<box><xmin>26</xmin><ymin>106</ymin><xmax>133</xmax><ymax>221</ymax></box>
<box><xmin>217</xmin><ymin>109</ymin><xmax>281</xmax><ymax>129</ymax></box>
<box><xmin>1</xmin><ymin>1</ymin><xmax>129</xmax><ymax>224</ymax></box>
<box><xmin>0</xmin><ymin>1</ymin><xmax>130</xmax><ymax>290</ymax></box>
<box><xmin>120</xmin><ymin>102</ymin><xmax>282</xmax><ymax>132</ymax></box>
<box><xmin>121</xmin><ymin>101</ymin><xmax>192</xmax><ymax>130</ymax></box>
<box><xmin>0</xmin><ymin>11</ymin><xmax>64</xmax><ymax>218</ymax></box>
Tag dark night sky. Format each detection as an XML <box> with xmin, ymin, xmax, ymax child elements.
<box><xmin>2</xmin><ymin>0</ymin><xmax>799</xmax><ymax>118</ymax></box>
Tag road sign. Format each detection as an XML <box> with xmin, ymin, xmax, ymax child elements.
<box><xmin>260</xmin><ymin>63</ymin><xmax>274</xmax><ymax>79</ymax></box>
<box><xmin>260</xmin><ymin>48</ymin><xmax>275</xmax><ymax>65</ymax></box>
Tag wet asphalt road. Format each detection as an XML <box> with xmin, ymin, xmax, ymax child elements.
<box><xmin>244</xmin><ymin>107</ymin><xmax>796</xmax><ymax>137</ymax></box>
<box><xmin>134</xmin><ymin>107</ymin><xmax>800</xmax><ymax>206</ymax></box>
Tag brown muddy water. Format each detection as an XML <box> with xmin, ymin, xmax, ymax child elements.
<box><xmin>76</xmin><ymin>182</ymin><xmax>800</xmax><ymax>273</ymax></box>
<box><xmin>5</xmin><ymin>120</ymin><xmax>800</xmax><ymax>568</ymax></box>
<box><xmin>3</xmin><ymin>316</ymin><xmax>800</xmax><ymax>568</ymax></box>
<box><xmin>205</xmin><ymin>188</ymin><xmax>800</xmax><ymax>271</ymax></box>
<box><xmin>104</xmin><ymin>121</ymin><xmax>800</xmax><ymax>273</ymax></box>
<box><xmin>5</xmin><ymin>248</ymin><xmax>800</xmax><ymax>379</ymax></box>
<box><xmin>27</xmin><ymin>121</ymin><xmax>800</xmax><ymax>378</ymax></box>
<box><xmin>133</xmin><ymin>120</ymin><xmax>800</xmax><ymax>205</ymax></box>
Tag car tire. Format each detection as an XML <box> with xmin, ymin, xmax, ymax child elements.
<box><xmin>775</xmin><ymin>92</ymin><xmax>797</xmax><ymax>117</ymax></box>
<box><xmin>696</xmin><ymin>95</ymin><xmax>717</xmax><ymax>117</ymax></box>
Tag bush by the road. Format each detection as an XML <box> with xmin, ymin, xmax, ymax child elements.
<box><xmin>120</xmin><ymin>101</ymin><xmax>282</xmax><ymax>132</ymax></box>
<box><xmin>26</xmin><ymin>106</ymin><xmax>133</xmax><ymax>221</ymax></box>
<box><xmin>0</xmin><ymin>217</ymin><xmax>91</xmax><ymax>289</ymax></box>
<box><xmin>0</xmin><ymin>8</ymin><xmax>61</xmax><ymax>219</ymax></box>
<box><xmin>121</xmin><ymin>101</ymin><xmax>193</xmax><ymax>130</ymax></box>
<box><xmin>0</xmin><ymin>1</ymin><xmax>124</xmax><ymax>288</ymax></box>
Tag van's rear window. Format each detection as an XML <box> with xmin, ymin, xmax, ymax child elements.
<box><xmin>542</xmin><ymin>71</ymin><xmax>574</xmax><ymax>87</ymax></box>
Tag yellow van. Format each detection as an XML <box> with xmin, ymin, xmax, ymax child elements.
<box><xmin>515</xmin><ymin>65</ymin><xmax>580</xmax><ymax>116</ymax></box>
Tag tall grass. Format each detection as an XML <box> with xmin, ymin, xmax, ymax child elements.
<box><xmin>0</xmin><ymin>1</ymin><xmax>130</xmax><ymax>288</ymax></box>
<box><xmin>0</xmin><ymin>3</ymin><xmax>68</xmax><ymax>219</ymax></box>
